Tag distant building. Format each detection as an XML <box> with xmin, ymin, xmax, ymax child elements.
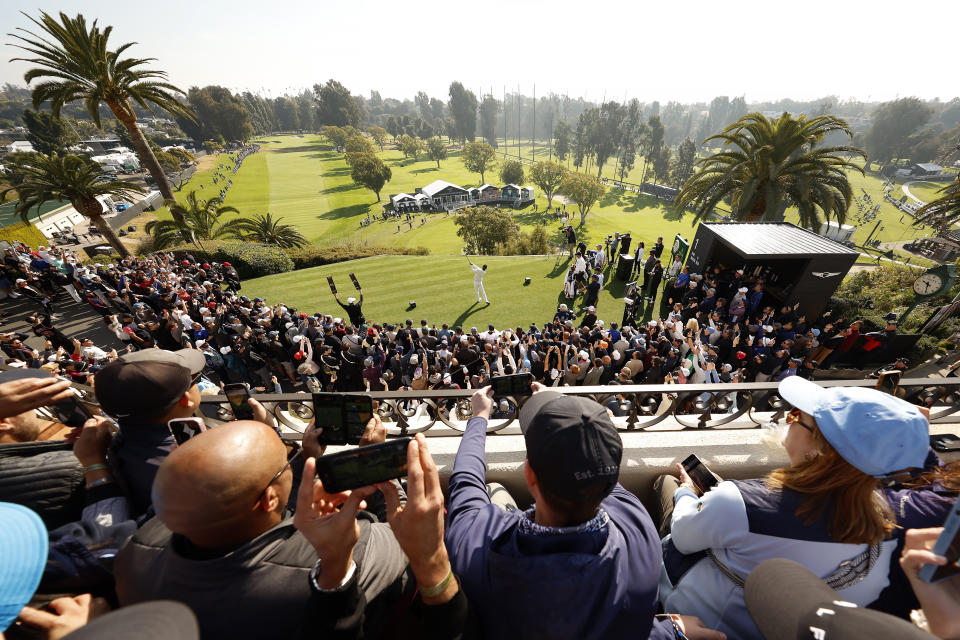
<box><xmin>6</xmin><ymin>141</ymin><xmax>34</xmax><ymax>154</ymax></box>
<box><xmin>418</xmin><ymin>180</ymin><xmax>471</xmax><ymax>207</ymax></box>
<box><xmin>912</xmin><ymin>162</ymin><xmax>943</xmax><ymax>176</ymax></box>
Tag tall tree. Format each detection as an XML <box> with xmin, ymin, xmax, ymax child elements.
<box><xmin>560</xmin><ymin>172</ymin><xmax>605</xmax><ymax>226</ymax></box>
<box><xmin>641</xmin><ymin>114</ymin><xmax>665</xmax><ymax>184</ymax></box>
<box><xmin>670</xmin><ymin>138</ymin><xmax>697</xmax><ymax>188</ymax></box>
<box><xmin>652</xmin><ymin>145</ymin><xmax>672</xmax><ymax>184</ymax></box>
<box><xmin>426</xmin><ymin>137</ymin><xmax>447</xmax><ymax>168</ymax></box>
<box><xmin>272</xmin><ymin>96</ymin><xmax>299</xmax><ymax>131</ymax></box>
<box><xmin>385</xmin><ymin>116</ymin><xmax>400</xmax><ymax>139</ymax></box>
<box><xmin>479</xmin><ymin>95</ymin><xmax>499</xmax><ymax>148</ymax></box>
<box><xmin>553</xmin><ymin>120</ymin><xmax>571</xmax><ymax>162</ymax></box>
<box><xmin>22</xmin><ymin>109</ymin><xmax>78</xmax><ymax>155</ymax></box>
<box><xmin>350</xmin><ymin>153</ymin><xmax>391</xmax><ymax>201</ymax></box>
<box><xmin>397</xmin><ymin>134</ymin><xmax>425</xmax><ymax>161</ymax></box>
<box><xmin>296</xmin><ymin>92</ymin><xmax>315</xmax><ymax>131</ymax></box>
<box><xmin>592</xmin><ymin>101</ymin><xmax>624</xmax><ymax>177</ymax></box>
<box><xmin>429</xmin><ymin>98</ymin><xmax>445</xmax><ymax>123</ymax></box>
<box><xmin>1</xmin><ymin>153</ymin><xmax>143</xmax><ymax>255</ymax></box>
<box><xmin>415</xmin><ymin>91</ymin><xmax>432</xmax><ymax>122</ymax></box>
<box><xmin>448</xmin><ymin>82</ymin><xmax>478</xmax><ymax>145</ymax></box>
<box><xmin>314</xmin><ymin>79</ymin><xmax>362</xmax><ymax>127</ymax></box>
<box><xmin>865</xmin><ymin>97</ymin><xmax>935</xmax><ymax>163</ymax></box>
<box><xmin>10</xmin><ymin>11</ymin><xmax>194</xmax><ymax>220</ymax></box>
<box><xmin>529</xmin><ymin>160</ymin><xmax>567</xmax><ymax>209</ymax></box>
<box><xmin>499</xmin><ymin>159</ymin><xmax>524</xmax><ymax>185</ymax></box>
<box><xmin>615</xmin><ymin>100</ymin><xmax>644</xmax><ymax>182</ymax></box>
<box><xmin>453</xmin><ymin>205</ymin><xmax>519</xmax><ymax>255</ymax></box>
<box><xmin>367</xmin><ymin>125</ymin><xmax>388</xmax><ymax>151</ymax></box>
<box><xmin>178</xmin><ymin>86</ymin><xmax>254</xmax><ymax>143</ymax></box>
<box><xmin>461</xmin><ymin>141</ymin><xmax>496</xmax><ymax>183</ymax></box>
<box><xmin>344</xmin><ymin>134</ymin><xmax>376</xmax><ymax>166</ymax></box>
<box><xmin>676</xmin><ymin>112</ymin><xmax>866</xmax><ymax>229</ymax></box>
<box><xmin>322</xmin><ymin>125</ymin><xmax>348</xmax><ymax>151</ymax></box>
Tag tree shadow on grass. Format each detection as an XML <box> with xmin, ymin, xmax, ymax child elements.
<box><xmin>274</xmin><ymin>144</ymin><xmax>330</xmax><ymax>154</ymax></box>
<box><xmin>324</xmin><ymin>167</ymin><xmax>352</xmax><ymax>177</ymax></box>
<box><xmin>319</xmin><ymin>203</ymin><xmax>372</xmax><ymax>220</ymax></box>
<box><xmin>546</xmin><ymin>256</ymin><xmax>572</xmax><ymax>279</ymax></box>
<box><xmin>321</xmin><ymin>183</ymin><xmax>361</xmax><ymax>195</ymax></box>
<box><xmin>411</xmin><ymin>167</ymin><xmax>440</xmax><ymax>175</ymax></box>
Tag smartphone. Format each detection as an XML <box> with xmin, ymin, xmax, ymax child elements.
<box><xmin>315</xmin><ymin>437</ymin><xmax>411</xmax><ymax>493</ymax></box>
<box><xmin>876</xmin><ymin>370</ymin><xmax>901</xmax><ymax>394</ymax></box>
<box><xmin>919</xmin><ymin>500</ymin><xmax>960</xmax><ymax>583</ymax></box>
<box><xmin>313</xmin><ymin>393</ymin><xmax>373</xmax><ymax>445</ymax></box>
<box><xmin>326</xmin><ymin>275</ymin><xmax>337</xmax><ymax>294</ymax></box>
<box><xmin>681</xmin><ymin>454</ymin><xmax>719</xmax><ymax>494</ymax></box>
<box><xmin>168</xmin><ymin>417</ymin><xmax>207</xmax><ymax>445</ymax></box>
<box><xmin>486</xmin><ymin>372</ymin><xmax>533</xmax><ymax>396</ymax></box>
<box><xmin>48</xmin><ymin>394</ymin><xmax>94</xmax><ymax>428</ymax></box>
<box><xmin>224</xmin><ymin>383</ymin><xmax>253</xmax><ymax>420</ymax></box>
<box><xmin>931</xmin><ymin>434</ymin><xmax>960</xmax><ymax>453</ymax></box>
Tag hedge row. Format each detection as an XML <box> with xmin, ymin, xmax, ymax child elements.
<box><xmin>164</xmin><ymin>242</ymin><xmax>430</xmax><ymax>278</ymax></box>
<box><xmin>0</xmin><ymin>221</ymin><xmax>47</xmax><ymax>248</ymax></box>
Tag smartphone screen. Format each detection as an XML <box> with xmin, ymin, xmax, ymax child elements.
<box><xmin>343</xmin><ymin>395</ymin><xmax>373</xmax><ymax>444</ymax></box>
<box><xmin>48</xmin><ymin>394</ymin><xmax>94</xmax><ymax>428</ymax></box>
<box><xmin>224</xmin><ymin>383</ymin><xmax>253</xmax><ymax>420</ymax></box>
<box><xmin>682</xmin><ymin>454</ymin><xmax>719</xmax><ymax>494</ymax></box>
<box><xmin>876</xmin><ymin>370</ymin><xmax>901</xmax><ymax>394</ymax></box>
<box><xmin>313</xmin><ymin>393</ymin><xmax>347</xmax><ymax>445</ymax></box>
<box><xmin>487</xmin><ymin>373</ymin><xmax>533</xmax><ymax>396</ymax></box>
<box><xmin>315</xmin><ymin>437</ymin><xmax>411</xmax><ymax>493</ymax></box>
<box><xmin>931</xmin><ymin>434</ymin><xmax>960</xmax><ymax>452</ymax></box>
<box><xmin>920</xmin><ymin>501</ymin><xmax>960</xmax><ymax>583</ymax></box>
<box><xmin>168</xmin><ymin>418</ymin><xmax>207</xmax><ymax>445</ymax></box>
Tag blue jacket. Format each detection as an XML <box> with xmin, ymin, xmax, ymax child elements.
<box><xmin>445</xmin><ymin>417</ymin><xmax>673</xmax><ymax>639</ymax></box>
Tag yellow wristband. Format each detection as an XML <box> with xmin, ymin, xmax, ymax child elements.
<box><xmin>420</xmin><ymin>567</ymin><xmax>453</xmax><ymax>598</ymax></box>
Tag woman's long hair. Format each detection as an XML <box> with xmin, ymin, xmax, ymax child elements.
<box><xmin>766</xmin><ymin>426</ymin><xmax>894</xmax><ymax>545</ymax></box>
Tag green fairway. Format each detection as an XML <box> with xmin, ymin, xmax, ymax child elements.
<box><xmin>242</xmin><ymin>254</ymin><xmax>663</xmax><ymax>329</ymax></box>
<box><xmin>905</xmin><ymin>180</ymin><xmax>950</xmax><ymax>205</ymax></box>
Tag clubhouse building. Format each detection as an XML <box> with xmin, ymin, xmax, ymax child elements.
<box><xmin>389</xmin><ymin>179</ymin><xmax>535</xmax><ymax>213</ymax></box>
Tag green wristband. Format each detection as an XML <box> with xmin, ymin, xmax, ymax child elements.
<box><xmin>83</xmin><ymin>463</ymin><xmax>109</xmax><ymax>474</ymax></box>
<box><xmin>420</xmin><ymin>567</ymin><xmax>453</xmax><ymax>598</ymax></box>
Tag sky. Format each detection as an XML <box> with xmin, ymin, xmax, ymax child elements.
<box><xmin>2</xmin><ymin>0</ymin><xmax>958</xmax><ymax>105</ymax></box>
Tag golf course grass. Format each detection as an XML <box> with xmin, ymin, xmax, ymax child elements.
<box><xmin>242</xmin><ymin>254</ymin><xmax>656</xmax><ymax>330</ymax></box>
<box><xmin>165</xmin><ymin>133</ymin><xmax>939</xmax><ymax>324</ymax></box>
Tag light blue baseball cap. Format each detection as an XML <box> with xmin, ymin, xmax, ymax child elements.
<box><xmin>0</xmin><ymin>503</ymin><xmax>48</xmax><ymax>631</ymax></box>
<box><xmin>778</xmin><ymin>376</ymin><xmax>928</xmax><ymax>477</ymax></box>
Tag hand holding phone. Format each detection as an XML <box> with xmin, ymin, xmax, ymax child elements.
<box><xmin>312</xmin><ymin>393</ymin><xmax>373</xmax><ymax>445</ymax></box>
<box><xmin>224</xmin><ymin>383</ymin><xmax>254</xmax><ymax>420</ymax></box>
<box><xmin>917</xmin><ymin>501</ymin><xmax>960</xmax><ymax>584</ymax></box>
<box><xmin>314</xmin><ymin>437</ymin><xmax>411</xmax><ymax>493</ymax></box>
<box><xmin>680</xmin><ymin>454</ymin><xmax>719</xmax><ymax>495</ymax></box>
<box><xmin>485</xmin><ymin>372</ymin><xmax>533</xmax><ymax>396</ymax></box>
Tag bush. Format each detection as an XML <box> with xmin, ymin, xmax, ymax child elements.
<box><xmin>286</xmin><ymin>243</ymin><xmax>429</xmax><ymax>269</ymax></box>
<box><xmin>501</xmin><ymin>225</ymin><xmax>550</xmax><ymax>255</ymax></box>
<box><xmin>0</xmin><ymin>221</ymin><xmax>47</xmax><ymax>247</ymax></box>
<box><xmin>170</xmin><ymin>241</ymin><xmax>293</xmax><ymax>278</ymax></box>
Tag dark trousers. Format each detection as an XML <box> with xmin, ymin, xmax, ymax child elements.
<box><xmin>651</xmin><ymin>475</ymin><xmax>682</xmax><ymax>538</ymax></box>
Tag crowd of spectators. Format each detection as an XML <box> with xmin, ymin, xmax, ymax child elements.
<box><xmin>0</xmin><ymin>238</ymin><xmax>957</xmax><ymax>640</ymax></box>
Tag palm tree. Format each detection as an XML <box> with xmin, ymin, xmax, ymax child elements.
<box><xmin>675</xmin><ymin>112</ymin><xmax>867</xmax><ymax>229</ymax></box>
<box><xmin>231</xmin><ymin>213</ymin><xmax>308</xmax><ymax>248</ymax></box>
<box><xmin>9</xmin><ymin>11</ymin><xmax>195</xmax><ymax>222</ymax></box>
<box><xmin>0</xmin><ymin>153</ymin><xmax>143</xmax><ymax>256</ymax></box>
<box><xmin>145</xmin><ymin>191</ymin><xmax>241</xmax><ymax>251</ymax></box>
<box><xmin>914</xmin><ymin>177</ymin><xmax>960</xmax><ymax>230</ymax></box>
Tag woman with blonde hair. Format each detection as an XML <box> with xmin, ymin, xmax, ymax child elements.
<box><xmin>657</xmin><ymin>376</ymin><xmax>929</xmax><ymax>639</ymax></box>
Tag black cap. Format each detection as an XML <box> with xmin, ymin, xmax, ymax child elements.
<box><xmin>518</xmin><ymin>392</ymin><xmax>621</xmax><ymax>501</ymax></box>
<box><xmin>94</xmin><ymin>360</ymin><xmax>192</xmax><ymax>420</ymax></box>
<box><xmin>63</xmin><ymin>600</ymin><xmax>199</xmax><ymax>640</ymax></box>
<box><xmin>745</xmin><ymin>559</ymin><xmax>931</xmax><ymax>640</ymax></box>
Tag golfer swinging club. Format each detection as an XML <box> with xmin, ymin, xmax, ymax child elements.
<box><xmin>468</xmin><ymin>257</ymin><xmax>489</xmax><ymax>304</ymax></box>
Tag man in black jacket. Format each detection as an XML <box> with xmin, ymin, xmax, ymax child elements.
<box><xmin>114</xmin><ymin>420</ymin><xmax>409</xmax><ymax>640</ymax></box>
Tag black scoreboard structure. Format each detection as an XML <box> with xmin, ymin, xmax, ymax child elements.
<box><xmin>685</xmin><ymin>222</ymin><xmax>859</xmax><ymax>320</ymax></box>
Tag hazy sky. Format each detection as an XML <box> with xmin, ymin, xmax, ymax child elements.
<box><xmin>3</xmin><ymin>0</ymin><xmax>957</xmax><ymax>105</ymax></box>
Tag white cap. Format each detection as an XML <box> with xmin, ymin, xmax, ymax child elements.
<box><xmin>15</xmin><ymin>278</ymin><xmax>26</xmax><ymax>284</ymax></box>
<box><xmin>578</xmin><ymin>350</ymin><xmax>589</xmax><ymax>360</ymax></box>
<box><xmin>587</xmin><ymin>306</ymin><xmax>596</xmax><ymax>312</ymax></box>
<box><xmin>196</xmin><ymin>339</ymin><xmax>206</xmax><ymax>347</ymax></box>
<box><xmin>333</xmin><ymin>317</ymin><xmax>343</xmax><ymax>325</ymax></box>
<box><xmin>410</xmin><ymin>354</ymin><xmax>419</xmax><ymax>364</ymax></box>
<box><xmin>292</xmin><ymin>335</ymin><xmax>303</xmax><ymax>343</ymax></box>
<box><xmin>763</xmin><ymin>325</ymin><xmax>774</xmax><ymax>333</ymax></box>
<box><xmin>346</xmin><ymin>297</ymin><xmax>357</xmax><ymax>304</ymax></box>
<box><xmin>597</xmin><ymin>320</ymin><xmax>604</xmax><ymax>327</ymax></box>
<box><xmin>220</xmin><ymin>346</ymin><xmax>231</xmax><ymax>354</ymax></box>
<box><xmin>738</xmin><ymin>287</ymin><xmax>748</xmax><ymax>293</ymax></box>
<box><xmin>612</xmin><ymin>351</ymin><xmax>621</xmax><ymax>361</ymax></box>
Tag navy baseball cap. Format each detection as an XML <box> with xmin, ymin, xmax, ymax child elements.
<box><xmin>778</xmin><ymin>377</ymin><xmax>928</xmax><ymax>477</ymax></box>
<box><xmin>519</xmin><ymin>391</ymin><xmax>622</xmax><ymax>501</ymax></box>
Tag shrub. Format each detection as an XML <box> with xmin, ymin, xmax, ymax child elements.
<box><xmin>170</xmin><ymin>241</ymin><xmax>293</xmax><ymax>278</ymax></box>
<box><xmin>0</xmin><ymin>221</ymin><xmax>46</xmax><ymax>247</ymax></box>
<box><xmin>286</xmin><ymin>243</ymin><xmax>429</xmax><ymax>269</ymax></box>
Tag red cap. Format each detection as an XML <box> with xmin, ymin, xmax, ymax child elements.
<box><xmin>208</xmin><ymin>302</ymin><xmax>217</xmax><ymax>308</ymax></box>
<box><xmin>181</xmin><ymin>260</ymin><xmax>189</xmax><ymax>265</ymax></box>
<box><xmin>202</xmin><ymin>263</ymin><xmax>210</xmax><ymax>268</ymax></box>
<box><xmin>367</xmin><ymin>328</ymin><xmax>377</xmax><ymax>336</ymax></box>
<box><xmin>299</xmin><ymin>313</ymin><xmax>307</xmax><ymax>318</ymax></box>
<box><xmin>736</xmin><ymin>351</ymin><xmax>747</xmax><ymax>360</ymax></box>
<box><xmin>293</xmin><ymin>352</ymin><xmax>303</xmax><ymax>360</ymax></box>
<box><xmin>222</xmin><ymin>262</ymin><xmax>232</xmax><ymax>267</ymax></box>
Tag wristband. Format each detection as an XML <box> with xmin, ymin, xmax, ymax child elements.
<box><xmin>420</xmin><ymin>566</ymin><xmax>453</xmax><ymax>598</ymax></box>
<box><xmin>83</xmin><ymin>463</ymin><xmax>109</xmax><ymax>474</ymax></box>
<box><xmin>85</xmin><ymin>477</ymin><xmax>113</xmax><ymax>490</ymax></box>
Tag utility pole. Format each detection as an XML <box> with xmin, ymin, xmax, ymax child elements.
<box><xmin>517</xmin><ymin>83</ymin><xmax>521</xmax><ymax>161</ymax></box>
<box><xmin>863</xmin><ymin>218</ymin><xmax>883</xmax><ymax>247</ymax></box>
<box><xmin>503</xmin><ymin>85</ymin><xmax>507</xmax><ymax>159</ymax></box>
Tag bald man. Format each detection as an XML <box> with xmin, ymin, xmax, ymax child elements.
<box><xmin>113</xmin><ymin>421</ymin><xmax>409</xmax><ymax>640</ymax></box>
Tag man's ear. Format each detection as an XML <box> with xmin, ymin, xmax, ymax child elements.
<box><xmin>523</xmin><ymin>459</ymin><xmax>539</xmax><ymax>494</ymax></box>
<box><xmin>0</xmin><ymin>418</ymin><xmax>13</xmax><ymax>434</ymax></box>
<box><xmin>177</xmin><ymin>391</ymin><xmax>196</xmax><ymax>410</ymax></box>
<box><xmin>257</xmin><ymin>485</ymin><xmax>281</xmax><ymax>515</ymax></box>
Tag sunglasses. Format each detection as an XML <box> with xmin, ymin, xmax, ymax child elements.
<box><xmin>257</xmin><ymin>438</ymin><xmax>302</xmax><ymax>502</ymax></box>
<box><xmin>786</xmin><ymin>408</ymin><xmax>815</xmax><ymax>432</ymax></box>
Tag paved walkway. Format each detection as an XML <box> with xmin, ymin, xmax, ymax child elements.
<box><xmin>0</xmin><ymin>291</ymin><xmax>123</xmax><ymax>354</ymax></box>
<box><xmin>902</xmin><ymin>181</ymin><xmax>928</xmax><ymax>205</ymax></box>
